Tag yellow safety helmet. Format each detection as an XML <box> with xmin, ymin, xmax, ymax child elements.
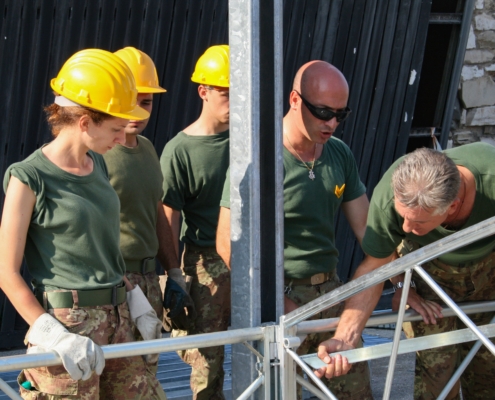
<box><xmin>114</xmin><ymin>47</ymin><xmax>166</xmax><ymax>93</ymax></box>
<box><xmin>50</xmin><ymin>48</ymin><xmax>149</xmax><ymax>120</ymax></box>
<box><xmin>191</xmin><ymin>45</ymin><xmax>229</xmax><ymax>88</ymax></box>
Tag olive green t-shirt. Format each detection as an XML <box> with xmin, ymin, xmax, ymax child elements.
<box><xmin>221</xmin><ymin>136</ymin><xmax>366</xmax><ymax>278</ymax></box>
<box><xmin>161</xmin><ymin>130</ymin><xmax>229</xmax><ymax>247</ymax></box>
<box><xmin>103</xmin><ymin>136</ymin><xmax>163</xmax><ymax>262</ymax></box>
<box><xmin>362</xmin><ymin>142</ymin><xmax>495</xmax><ymax>265</ymax></box>
<box><xmin>3</xmin><ymin>148</ymin><xmax>126</xmax><ymax>291</ymax></box>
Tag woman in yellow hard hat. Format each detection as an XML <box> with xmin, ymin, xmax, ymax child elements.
<box><xmin>0</xmin><ymin>49</ymin><xmax>166</xmax><ymax>399</ymax></box>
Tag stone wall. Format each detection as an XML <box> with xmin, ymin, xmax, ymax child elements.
<box><xmin>453</xmin><ymin>0</ymin><xmax>495</xmax><ymax>147</ymax></box>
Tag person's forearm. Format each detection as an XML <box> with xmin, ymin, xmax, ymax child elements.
<box><xmin>334</xmin><ymin>253</ymin><xmax>394</xmax><ymax>346</ymax></box>
<box><xmin>156</xmin><ymin>202</ymin><xmax>180</xmax><ymax>271</ymax></box>
<box><xmin>216</xmin><ymin>207</ymin><xmax>231</xmax><ymax>269</ymax></box>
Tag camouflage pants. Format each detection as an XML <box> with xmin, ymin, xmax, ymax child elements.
<box><xmin>19</xmin><ymin>302</ymin><xmax>167</xmax><ymax>400</ymax></box>
<box><xmin>126</xmin><ymin>271</ymin><xmax>163</xmax><ymax>374</ymax></box>
<box><xmin>171</xmin><ymin>244</ymin><xmax>230</xmax><ymax>400</ymax></box>
<box><xmin>402</xmin><ymin>251</ymin><xmax>495</xmax><ymax>400</ymax></box>
<box><xmin>285</xmin><ymin>272</ymin><xmax>373</xmax><ymax>400</ymax></box>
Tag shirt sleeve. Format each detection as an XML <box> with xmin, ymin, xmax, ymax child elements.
<box><xmin>220</xmin><ymin>167</ymin><xmax>230</xmax><ymax>209</ymax></box>
<box><xmin>160</xmin><ymin>144</ymin><xmax>187</xmax><ymax>211</ymax></box>
<box><xmin>341</xmin><ymin>143</ymin><xmax>366</xmax><ymax>203</ymax></box>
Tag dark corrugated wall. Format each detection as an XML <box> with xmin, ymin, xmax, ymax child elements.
<box><xmin>0</xmin><ymin>0</ymin><xmax>433</xmax><ymax>348</ymax></box>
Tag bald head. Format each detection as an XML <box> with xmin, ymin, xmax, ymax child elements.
<box><xmin>293</xmin><ymin>61</ymin><xmax>348</xmax><ymax>98</ymax></box>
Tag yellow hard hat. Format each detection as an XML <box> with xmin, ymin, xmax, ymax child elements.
<box><xmin>50</xmin><ymin>48</ymin><xmax>149</xmax><ymax>120</ymax></box>
<box><xmin>191</xmin><ymin>45</ymin><xmax>229</xmax><ymax>88</ymax></box>
<box><xmin>114</xmin><ymin>47</ymin><xmax>166</xmax><ymax>93</ymax></box>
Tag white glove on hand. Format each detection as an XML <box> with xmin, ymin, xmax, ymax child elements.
<box><xmin>167</xmin><ymin>268</ymin><xmax>187</xmax><ymax>291</ymax></box>
<box><xmin>126</xmin><ymin>285</ymin><xmax>162</xmax><ymax>364</ymax></box>
<box><xmin>27</xmin><ymin>313</ymin><xmax>105</xmax><ymax>381</ymax></box>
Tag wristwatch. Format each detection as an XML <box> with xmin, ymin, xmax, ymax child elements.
<box><xmin>392</xmin><ymin>280</ymin><xmax>416</xmax><ymax>292</ymax></box>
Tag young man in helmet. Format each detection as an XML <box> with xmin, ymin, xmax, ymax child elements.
<box><xmin>104</xmin><ymin>47</ymin><xmax>183</xmax><ymax>372</ymax></box>
<box><xmin>159</xmin><ymin>44</ymin><xmax>230</xmax><ymax>400</ymax></box>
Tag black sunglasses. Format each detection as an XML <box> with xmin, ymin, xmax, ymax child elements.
<box><xmin>295</xmin><ymin>91</ymin><xmax>351</xmax><ymax>123</ymax></box>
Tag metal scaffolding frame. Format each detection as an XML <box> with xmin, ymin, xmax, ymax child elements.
<box><xmin>2</xmin><ymin>217</ymin><xmax>495</xmax><ymax>399</ymax></box>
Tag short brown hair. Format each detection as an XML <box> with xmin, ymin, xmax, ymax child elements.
<box><xmin>44</xmin><ymin>103</ymin><xmax>113</xmax><ymax>137</ymax></box>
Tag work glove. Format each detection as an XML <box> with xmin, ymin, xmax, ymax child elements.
<box><xmin>163</xmin><ymin>269</ymin><xmax>197</xmax><ymax>331</ymax></box>
<box><xmin>126</xmin><ymin>285</ymin><xmax>162</xmax><ymax>364</ymax></box>
<box><xmin>27</xmin><ymin>313</ymin><xmax>105</xmax><ymax>381</ymax></box>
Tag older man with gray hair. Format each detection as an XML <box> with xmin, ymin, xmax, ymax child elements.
<box><xmin>317</xmin><ymin>142</ymin><xmax>495</xmax><ymax>400</ymax></box>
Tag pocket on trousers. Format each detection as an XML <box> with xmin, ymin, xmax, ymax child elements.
<box><xmin>18</xmin><ymin>369</ymin><xmax>79</xmax><ymax>397</ymax></box>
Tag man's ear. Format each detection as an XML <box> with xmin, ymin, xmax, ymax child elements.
<box><xmin>289</xmin><ymin>90</ymin><xmax>299</xmax><ymax>110</ymax></box>
<box><xmin>198</xmin><ymin>85</ymin><xmax>208</xmax><ymax>101</ymax></box>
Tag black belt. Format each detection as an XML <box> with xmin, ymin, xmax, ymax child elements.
<box><xmin>35</xmin><ymin>284</ymin><xmax>126</xmax><ymax>309</ymax></box>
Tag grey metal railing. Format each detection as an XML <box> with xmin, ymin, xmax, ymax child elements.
<box><xmin>2</xmin><ymin>216</ymin><xmax>495</xmax><ymax>399</ymax></box>
<box><xmin>283</xmin><ymin>216</ymin><xmax>495</xmax><ymax>400</ymax></box>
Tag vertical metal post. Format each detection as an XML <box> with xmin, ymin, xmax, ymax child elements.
<box><xmin>229</xmin><ymin>0</ymin><xmax>283</xmax><ymax>396</ymax></box>
<box><xmin>439</xmin><ymin>0</ymin><xmax>475</xmax><ymax>147</ymax></box>
<box><xmin>229</xmin><ymin>0</ymin><xmax>261</xmax><ymax>397</ymax></box>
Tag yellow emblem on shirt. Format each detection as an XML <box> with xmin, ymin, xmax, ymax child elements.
<box><xmin>335</xmin><ymin>184</ymin><xmax>345</xmax><ymax>199</ymax></box>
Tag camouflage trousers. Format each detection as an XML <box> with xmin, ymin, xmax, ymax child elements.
<box><xmin>285</xmin><ymin>272</ymin><xmax>373</xmax><ymax>400</ymax></box>
<box><xmin>402</xmin><ymin>251</ymin><xmax>495</xmax><ymax>400</ymax></box>
<box><xmin>19</xmin><ymin>302</ymin><xmax>167</xmax><ymax>400</ymax></box>
<box><xmin>171</xmin><ymin>244</ymin><xmax>230</xmax><ymax>400</ymax></box>
<box><xmin>126</xmin><ymin>270</ymin><xmax>163</xmax><ymax>374</ymax></box>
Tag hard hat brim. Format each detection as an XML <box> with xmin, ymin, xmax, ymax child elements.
<box><xmin>136</xmin><ymin>85</ymin><xmax>167</xmax><ymax>94</ymax></box>
<box><xmin>111</xmin><ymin>105</ymin><xmax>150</xmax><ymax>121</ymax></box>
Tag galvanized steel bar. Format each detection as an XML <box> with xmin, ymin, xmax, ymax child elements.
<box><xmin>285</xmin><ymin>347</ymin><xmax>338</xmax><ymax>400</ymax></box>
<box><xmin>439</xmin><ymin>0</ymin><xmax>475</xmax><ymax>147</ymax></box>
<box><xmin>295</xmin><ymin>374</ymin><xmax>327</xmax><ymax>400</ymax></box>
<box><xmin>301</xmin><ymin>323</ymin><xmax>495</xmax><ymax>368</ymax></box>
<box><xmin>0</xmin><ymin>377</ymin><xmax>22</xmax><ymax>400</ymax></box>
<box><xmin>414</xmin><ymin>265</ymin><xmax>495</xmax><ymax>356</ymax></box>
<box><xmin>229</xmin><ymin>0</ymin><xmax>262</xmax><ymax>395</ymax></box>
<box><xmin>437</xmin><ymin>315</ymin><xmax>495</xmax><ymax>400</ymax></box>
<box><xmin>236</xmin><ymin>374</ymin><xmax>265</xmax><ymax>400</ymax></box>
<box><xmin>0</xmin><ymin>327</ymin><xmax>264</xmax><ymax>373</ymax></box>
<box><xmin>296</xmin><ymin>301</ymin><xmax>495</xmax><ymax>335</ymax></box>
<box><xmin>273</xmin><ymin>0</ymin><xmax>285</xmax><ymax>327</ymax></box>
<box><xmin>284</xmin><ymin>217</ymin><xmax>495</xmax><ymax>327</ymax></box>
<box><xmin>383</xmin><ymin>268</ymin><xmax>413</xmax><ymax>400</ymax></box>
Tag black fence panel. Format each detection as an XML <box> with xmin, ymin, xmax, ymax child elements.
<box><xmin>0</xmin><ymin>0</ymin><xmax>436</xmax><ymax>348</ymax></box>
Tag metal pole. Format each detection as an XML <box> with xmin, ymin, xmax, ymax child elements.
<box><xmin>383</xmin><ymin>268</ymin><xmax>412</xmax><ymax>400</ymax></box>
<box><xmin>437</xmin><ymin>315</ymin><xmax>495</xmax><ymax>400</ymax></box>
<box><xmin>295</xmin><ymin>375</ymin><xmax>327</xmax><ymax>400</ymax></box>
<box><xmin>229</xmin><ymin>0</ymin><xmax>262</xmax><ymax>396</ymax></box>
<box><xmin>0</xmin><ymin>377</ymin><xmax>22</xmax><ymax>400</ymax></box>
<box><xmin>273</xmin><ymin>0</ymin><xmax>284</xmax><ymax>323</ymax></box>
<box><xmin>283</xmin><ymin>217</ymin><xmax>495</xmax><ymax>327</ymax></box>
<box><xmin>285</xmin><ymin>348</ymin><xmax>338</xmax><ymax>400</ymax></box>
<box><xmin>440</xmin><ymin>0</ymin><xmax>475</xmax><ymax>147</ymax></box>
<box><xmin>237</xmin><ymin>375</ymin><xmax>265</xmax><ymax>400</ymax></box>
<box><xmin>414</xmin><ymin>266</ymin><xmax>495</xmax><ymax>356</ymax></box>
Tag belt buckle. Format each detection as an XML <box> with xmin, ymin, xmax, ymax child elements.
<box><xmin>141</xmin><ymin>257</ymin><xmax>154</xmax><ymax>275</ymax></box>
<box><xmin>311</xmin><ymin>273</ymin><xmax>324</xmax><ymax>285</ymax></box>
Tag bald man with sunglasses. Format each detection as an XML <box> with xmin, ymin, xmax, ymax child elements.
<box><xmin>216</xmin><ymin>61</ymin><xmax>372</xmax><ymax>399</ymax></box>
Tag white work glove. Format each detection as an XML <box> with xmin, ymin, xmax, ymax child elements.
<box><xmin>126</xmin><ymin>285</ymin><xmax>162</xmax><ymax>364</ymax></box>
<box><xmin>27</xmin><ymin>313</ymin><xmax>105</xmax><ymax>381</ymax></box>
<box><xmin>167</xmin><ymin>268</ymin><xmax>187</xmax><ymax>291</ymax></box>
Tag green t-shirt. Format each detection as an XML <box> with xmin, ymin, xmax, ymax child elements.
<box><xmin>160</xmin><ymin>130</ymin><xmax>229</xmax><ymax>247</ymax></box>
<box><xmin>3</xmin><ymin>148</ymin><xmax>126</xmax><ymax>291</ymax></box>
<box><xmin>362</xmin><ymin>142</ymin><xmax>495</xmax><ymax>265</ymax></box>
<box><xmin>103</xmin><ymin>136</ymin><xmax>163</xmax><ymax>262</ymax></box>
<box><xmin>221</xmin><ymin>136</ymin><xmax>366</xmax><ymax>278</ymax></box>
